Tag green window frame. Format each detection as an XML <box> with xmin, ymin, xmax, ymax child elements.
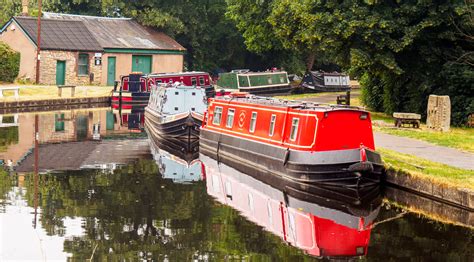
<box><xmin>78</xmin><ymin>53</ymin><xmax>89</xmax><ymax>76</ymax></box>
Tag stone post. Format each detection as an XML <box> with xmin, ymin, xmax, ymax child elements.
<box><xmin>427</xmin><ymin>95</ymin><xmax>451</xmax><ymax>132</ymax></box>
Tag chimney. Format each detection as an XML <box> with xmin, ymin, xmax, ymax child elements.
<box><xmin>21</xmin><ymin>0</ymin><xmax>29</xmax><ymax>16</ymax></box>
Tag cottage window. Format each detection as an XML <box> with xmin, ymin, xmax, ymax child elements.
<box><xmin>249</xmin><ymin>112</ymin><xmax>257</xmax><ymax>133</ymax></box>
<box><xmin>213</xmin><ymin>107</ymin><xmax>223</xmax><ymax>125</ymax></box>
<box><xmin>269</xmin><ymin>114</ymin><xmax>276</xmax><ymax>136</ymax></box>
<box><xmin>199</xmin><ymin>76</ymin><xmax>205</xmax><ymax>85</ymax></box>
<box><xmin>226</xmin><ymin>109</ymin><xmax>235</xmax><ymax>128</ymax></box>
<box><xmin>78</xmin><ymin>53</ymin><xmax>89</xmax><ymax>76</ymax></box>
<box><xmin>191</xmin><ymin>77</ymin><xmax>197</xmax><ymax>86</ymax></box>
<box><xmin>290</xmin><ymin>118</ymin><xmax>299</xmax><ymax>141</ymax></box>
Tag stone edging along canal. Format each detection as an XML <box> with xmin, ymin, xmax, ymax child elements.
<box><xmin>0</xmin><ymin>96</ymin><xmax>111</xmax><ymax>114</ymax></box>
<box><xmin>384</xmin><ymin>167</ymin><xmax>474</xmax><ymax>211</ymax></box>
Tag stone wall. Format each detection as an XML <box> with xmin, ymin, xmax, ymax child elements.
<box><xmin>40</xmin><ymin>50</ymin><xmax>102</xmax><ymax>85</ymax></box>
<box><xmin>426</xmin><ymin>95</ymin><xmax>451</xmax><ymax>132</ymax></box>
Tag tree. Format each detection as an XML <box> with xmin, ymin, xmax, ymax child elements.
<box><xmin>227</xmin><ymin>0</ymin><xmax>474</xmax><ymax>125</ymax></box>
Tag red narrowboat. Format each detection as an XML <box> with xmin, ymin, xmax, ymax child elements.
<box><xmin>200</xmin><ymin>93</ymin><xmax>383</xmax><ymax>187</ymax></box>
<box><xmin>111</xmin><ymin>71</ymin><xmax>215</xmax><ymax>109</ymax></box>
<box><xmin>202</xmin><ymin>154</ymin><xmax>381</xmax><ymax>258</ymax></box>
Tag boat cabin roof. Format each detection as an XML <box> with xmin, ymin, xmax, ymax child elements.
<box><xmin>147</xmin><ymin>71</ymin><xmax>209</xmax><ymax>78</ymax></box>
<box><xmin>212</xmin><ymin>94</ymin><xmax>366</xmax><ymax>113</ymax></box>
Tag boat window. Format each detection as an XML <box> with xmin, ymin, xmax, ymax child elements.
<box><xmin>248</xmin><ymin>193</ymin><xmax>254</xmax><ymax>213</ymax></box>
<box><xmin>267</xmin><ymin>77</ymin><xmax>272</xmax><ymax>84</ymax></box>
<box><xmin>175</xmin><ymin>91</ymin><xmax>179</xmax><ymax>95</ymax></box>
<box><xmin>267</xmin><ymin>202</ymin><xmax>273</xmax><ymax>226</ymax></box>
<box><xmin>290</xmin><ymin>118</ymin><xmax>299</xmax><ymax>141</ymax></box>
<box><xmin>249</xmin><ymin>112</ymin><xmax>257</xmax><ymax>133</ymax></box>
<box><xmin>213</xmin><ymin>107</ymin><xmax>223</xmax><ymax>125</ymax></box>
<box><xmin>174</xmin><ymin>107</ymin><xmax>178</xmax><ymax>111</ymax></box>
<box><xmin>225</xmin><ymin>181</ymin><xmax>232</xmax><ymax>200</ymax></box>
<box><xmin>191</xmin><ymin>77</ymin><xmax>197</xmax><ymax>86</ymax></box>
<box><xmin>269</xmin><ymin>114</ymin><xmax>276</xmax><ymax>136</ymax></box>
<box><xmin>280</xmin><ymin>76</ymin><xmax>285</xmax><ymax>83</ymax></box>
<box><xmin>157</xmin><ymin>79</ymin><xmax>162</xmax><ymax>83</ymax></box>
<box><xmin>226</xmin><ymin>109</ymin><xmax>235</xmax><ymax>128</ymax></box>
<box><xmin>199</xmin><ymin>76</ymin><xmax>205</xmax><ymax>85</ymax></box>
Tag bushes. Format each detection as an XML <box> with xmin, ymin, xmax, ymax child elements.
<box><xmin>0</xmin><ymin>41</ymin><xmax>20</xmax><ymax>82</ymax></box>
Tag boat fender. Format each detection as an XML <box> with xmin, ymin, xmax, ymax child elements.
<box><xmin>283</xmin><ymin>148</ymin><xmax>290</xmax><ymax>166</ymax></box>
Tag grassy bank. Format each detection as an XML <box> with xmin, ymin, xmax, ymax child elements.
<box><xmin>380</xmin><ymin>148</ymin><xmax>474</xmax><ymax>190</ymax></box>
<box><xmin>0</xmin><ymin>85</ymin><xmax>113</xmax><ymax>102</ymax></box>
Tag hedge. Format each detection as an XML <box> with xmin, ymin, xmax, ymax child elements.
<box><xmin>0</xmin><ymin>41</ymin><xmax>20</xmax><ymax>82</ymax></box>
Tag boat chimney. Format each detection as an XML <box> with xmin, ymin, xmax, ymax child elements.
<box><xmin>21</xmin><ymin>0</ymin><xmax>29</xmax><ymax>16</ymax></box>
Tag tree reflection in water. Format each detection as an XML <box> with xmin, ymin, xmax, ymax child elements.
<box><xmin>20</xmin><ymin>159</ymin><xmax>311</xmax><ymax>261</ymax></box>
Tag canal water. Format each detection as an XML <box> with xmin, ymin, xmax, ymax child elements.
<box><xmin>0</xmin><ymin>108</ymin><xmax>472</xmax><ymax>261</ymax></box>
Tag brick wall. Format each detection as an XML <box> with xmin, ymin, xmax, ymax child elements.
<box><xmin>39</xmin><ymin>50</ymin><xmax>102</xmax><ymax>85</ymax></box>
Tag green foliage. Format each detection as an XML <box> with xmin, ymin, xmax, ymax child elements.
<box><xmin>227</xmin><ymin>0</ymin><xmax>474</xmax><ymax>125</ymax></box>
<box><xmin>0</xmin><ymin>41</ymin><xmax>20</xmax><ymax>82</ymax></box>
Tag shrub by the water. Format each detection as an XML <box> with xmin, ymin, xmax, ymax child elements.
<box><xmin>0</xmin><ymin>41</ymin><xmax>20</xmax><ymax>83</ymax></box>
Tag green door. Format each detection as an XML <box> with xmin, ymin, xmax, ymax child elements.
<box><xmin>56</xmin><ymin>61</ymin><xmax>66</xmax><ymax>85</ymax></box>
<box><xmin>132</xmin><ymin>55</ymin><xmax>152</xmax><ymax>74</ymax></box>
<box><xmin>107</xmin><ymin>57</ymin><xmax>116</xmax><ymax>86</ymax></box>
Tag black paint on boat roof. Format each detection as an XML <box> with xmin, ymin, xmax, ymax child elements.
<box><xmin>213</xmin><ymin>95</ymin><xmax>367</xmax><ymax>112</ymax></box>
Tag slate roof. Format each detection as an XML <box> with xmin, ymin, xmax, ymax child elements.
<box><xmin>43</xmin><ymin>12</ymin><xmax>185</xmax><ymax>51</ymax></box>
<box><xmin>13</xmin><ymin>16</ymin><xmax>103</xmax><ymax>52</ymax></box>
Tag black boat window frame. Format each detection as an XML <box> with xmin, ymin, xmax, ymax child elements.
<box><xmin>213</xmin><ymin>106</ymin><xmax>223</xmax><ymax>125</ymax></box>
<box><xmin>226</xmin><ymin>108</ymin><xmax>235</xmax><ymax>128</ymax></box>
<box><xmin>199</xmin><ymin>76</ymin><xmax>205</xmax><ymax>85</ymax></box>
<box><xmin>249</xmin><ymin>111</ymin><xmax>257</xmax><ymax>133</ymax></box>
<box><xmin>269</xmin><ymin>114</ymin><xmax>276</xmax><ymax>137</ymax></box>
<box><xmin>191</xmin><ymin>77</ymin><xmax>197</xmax><ymax>86</ymax></box>
<box><xmin>290</xmin><ymin>117</ymin><xmax>299</xmax><ymax>141</ymax></box>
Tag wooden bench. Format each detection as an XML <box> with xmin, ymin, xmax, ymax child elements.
<box><xmin>57</xmin><ymin>85</ymin><xmax>76</xmax><ymax>97</ymax></box>
<box><xmin>0</xmin><ymin>87</ymin><xmax>20</xmax><ymax>99</ymax></box>
<box><xmin>336</xmin><ymin>91</ymin><xmax>351</xmax><ymax>105</ymax></box>
<box><xmin>393</xmin><ymin>112</ymin><xmax>421</xmax><ymax>128</ymax></box>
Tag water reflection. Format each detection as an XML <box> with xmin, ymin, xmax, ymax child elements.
<box><xmin>149</xmin><ymin>136</ymin><xmax>202</xmax><ymax>184</ymax></box>
<box><xmin>201</xmin><ymin>154</ymin><xmax>381</xmax><ymax>259</ymax></box>
<box><xmin>113</xmin><ymin>107</ymin><xmax>145</xmax><ymax>133</ymax></box>
<box><xmin>0</xmin><ymin>108</ymin><xmax>473</xmax><ymax>260</ymax></box>
<box><xmin>0</xmin><ymin>108</ymin><xmax>150</xmax><ymax>173</ymax></box>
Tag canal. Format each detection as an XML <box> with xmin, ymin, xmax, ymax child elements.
<box><xmin>0</xmin><ymin>108</ymin><xmax>472</xmax><ymax>261</ymax></box>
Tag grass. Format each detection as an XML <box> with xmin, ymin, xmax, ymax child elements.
<box><xmin>379</xmin><ymin>148</ymin><xmax>474</xmax><ymax>190</ymax></box>
<box><xmin>0</xmin><ymin>85</ymin><xmax>113</xmax><ymax>102</ymax></box>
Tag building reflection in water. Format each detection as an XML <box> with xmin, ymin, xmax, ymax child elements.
<box><xmin>0</xmin><ymin>108</ymin><xmax>148</xmax><ymax>172</ymax></box>
<box><xmin>201</xmin><ymin>153</ymin><xmax>382</xmax><ymax>259</ymax></box>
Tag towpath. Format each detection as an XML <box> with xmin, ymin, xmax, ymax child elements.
<box><xmin>374</xmin><ymin>132</ymin><xmax>474</xmax><ymax>170</ymax></box>
<box><xmin>296</xmin><ymin>92</ymin><xmax>474</xmax><ymax>170</ymax></box>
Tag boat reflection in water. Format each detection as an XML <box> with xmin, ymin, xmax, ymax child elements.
<box><xmin>113</xmin><ymin>107</ymin><xmax>145</xmax><ymax>133</ymax></box>
<box><xmin>148</xmin><ymin>132</ymin><xmax>203</xmax><ymax>184</ymax></box>
<box><xmin>201</xmin><ymin>153</ymin><xmax>382</xmax><ymax>259</ymax></box>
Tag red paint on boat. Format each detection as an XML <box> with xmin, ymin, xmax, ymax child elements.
<box><xmin>202</xmin><ymin>95</ymin><xmax>375</xmax><ymax>152</ymax></box>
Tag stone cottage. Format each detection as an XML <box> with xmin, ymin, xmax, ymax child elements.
<box><xmin>0</xmin><ymin>12</ymin><xmax>185</xmax><ymax>86</ymax></box>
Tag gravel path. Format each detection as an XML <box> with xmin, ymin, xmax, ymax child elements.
<box><xmin>374</xmin><ymin>132</ymin><xmax>474</xmax><ymax>170</ymax></box>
